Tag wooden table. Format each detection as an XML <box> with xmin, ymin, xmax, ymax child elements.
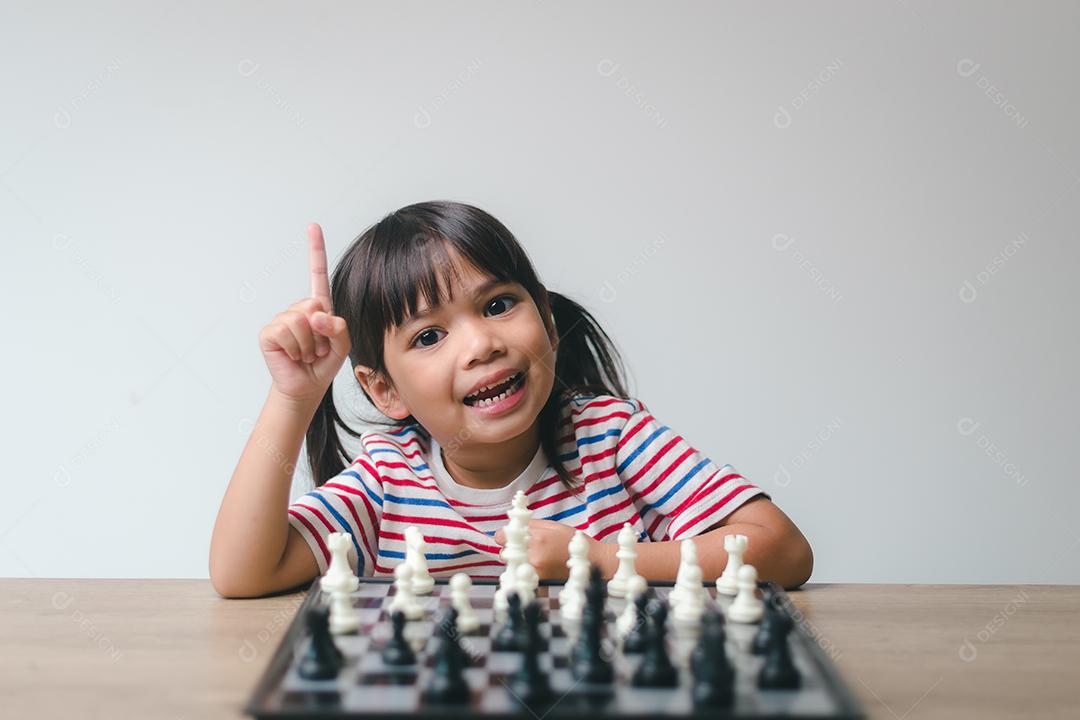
<box><xmin>2</xmin><ymin>581</ymin><xmax>1077</xmax><ymax>719</ymax></box>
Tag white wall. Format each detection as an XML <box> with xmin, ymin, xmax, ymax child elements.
<box><xmin>3</xmin><ymin>0</ymin><xmax>1077</xmax><ymax>583</ymax></box>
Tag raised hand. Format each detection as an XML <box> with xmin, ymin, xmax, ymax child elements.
<box><xmin>258</xmin><ymin>223</ymin><xmax>352</xmax><ymax>404</ymax></box>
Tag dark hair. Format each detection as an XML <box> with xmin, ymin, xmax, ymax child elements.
<box><xmin>305</xmin><ymin>200</ymin><xmax>631</xmax><ymax>490</ymax></box>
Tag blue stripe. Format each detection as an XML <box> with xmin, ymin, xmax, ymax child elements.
<box><xmin>545</xmin><ymin>504</ymin><xmax>585</xmax><ymax>521</ymax></box>
<box><xmin>378</xmin><ymin>548</ymin><xmax>477</xmax><ymax>561</ymax></box>
<box><xmin>340</xmin><ymin>469</ymin><xmax>384</xmax><ymax>507</ymax></box>
<box><xmin>577</xmin><ymin>427</ymin><xmax>621</xmax><ymax>447</ymax></box>
<box><xmin>616</xmin><ymin>424</ymin><xmax>669</xmax><ymax>474</ymax></box>
<box><xmin>639</xmin><ymin>459</ymin><xmax>711</xmax><ymax>515</ymax></box>
<box><xmin>308</xmin><ymin>493</ymin><xmax>365</xmax><ymax>575</ymax></box>
<box><xmin>384</xmin><ymin>493</ymin><xmax>453</xmax><ymax>509</ymax></box>
<box><xmin>585</xmin><ymin>483</ymin><xmax>623</xmax><ymax>503</ymax></box>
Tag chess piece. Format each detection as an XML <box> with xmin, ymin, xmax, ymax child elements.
<box><xmin>726</xmin><ymin>564</ymin><xmax>763</xmax><ymax>624</ymax></box>
<box><xmin>616</xmin><ymin>574</ymin><xmax>648</xmax><ymax>638</ymax></box>
<box><xmin>424</xmin><ymin>611</ymin><xmax>471</xmax><ymax>703</ymax></box>
<box><xmin>405</xmin><ymin>526</ymin><xmax>435</xmax><ymax>595</ymax></box>
<box><xmin>669</xmin><ymin>538</ymin><xmax>703</xmax><ymax>608</ymax></box>
<box><xmin>752</xmin><ymin>588</ymin><xmax>781</xmax><ymax>655</ymax></box>
<box><xmin>715</xmin><ymin>534</ymin><xmax>748</xmax><ymax>596</ymax></box>
<box><xmin>607</xmin><ymin>522</ymin><xmax>643</xmax><ymax>599</ymax></box>
<box><xmin>757</xmin><ymin>612</ymin><xmax>801</xmax><ymax>689</ymax></box>
<box><xmin>509</xmin><ymin>601</ymin><xmax>553</xmax><ymax>706</ymax></box>
<box><xmin>298</xmin><ymin>606</ymin><xmax>344</xmax><ymax>680</ymax></box>
<box><xmin>493</xmin><ymin>591</ymin><xmax>527</xmax><ymax>652</ymax></box>
<box><xmin>559</xmin><ymin>546</ymin><xmax>590</xmax><ymax>625</ymax></box>
<box><xmin>571</xmin><ymin>565</ymin><xmax>614</xmax><ymax>684</ymax></box>
<box><xmin>388</xmin><ymin>563</ymin><xmax>424</xmax><ymax>621</ymax></box>
<box><xmin>320</xmin><ymin>532</ymin><xmax>359</xmax><ymax>594</ymax></box>
<box><xmin>382</xmin><ymin>609</ymin><xmax>417</xmax><ymax>665</ymax></box>
<box><xmin>631</xmin><ymin>597</ymin><xmax>678</xmax><ymax>687</ymax></box>
<box><xmin>328</xmin><ymin>589</ymin><xmax>361</xmax><ymax>634</ymax></box>
<box><xmin>495</xmin><ymin>492</ymin><xmax>538</xmax><ymax>620</ymax></box>
<box><xmin>449</xmin><ymin>573</ymin><xmax>479</xmax><ymax>634</ymax></box>
<box><xmin>672</xmin><ymin>563</ymin><xmax>706</xmax><ymax>626</ymax></box>
<box><xmin>691</xmin><ymin>608</ymin><xmax>734</xmax><ymax>707</ymax></box>
<box><xmin>622</xmin><ymin>587</ymin><xmax>652</xmax><ymax>654</ymax></box>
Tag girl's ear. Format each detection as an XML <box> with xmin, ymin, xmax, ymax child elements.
<box><xmin>354</xmin><ymin>365</ymin><xmax>411</xmax><ymax>420</ymax></box>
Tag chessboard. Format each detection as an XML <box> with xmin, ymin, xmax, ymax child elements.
<box><xmin>245</xmin><ymin>576</ymin><xmax>863</xmax><ymax>719</ymax></box>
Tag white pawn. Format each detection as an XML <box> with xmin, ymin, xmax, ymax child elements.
<box><xmin>669</xmin><ymin>538</ymin><xmax>702</xmax><ymax>608</ymax></box>
<box><xmin>616</xmin><ymin>574</ymin><xmax>648</xmax><ymax>638</ymax></box>
<box><xmin>607</xmin><ymin>522</ymin><xmax>643</xmax><ymax>599</ymax></box>
<box><xmin>715</xmin><ymin>534</ymin><xmax>748</xmax><ymax>596</ymax></box>
<box><xmin>559</xmin><ymin>559</ymin><xmax>589</xmax><ymax>624</ymax></box>
<box><xmin>404</xmin><ymin>526</ymin><xmax>434</xmax><ymax>595</ymax></box>
<box><xmin>388</xmin><ymin>563</ymin><xmax>424</xmax><ymax>620</ymax></box>
<box><xmin>449</xmin><ymin>573</ymin><xmax>479</xmax><ymax>634</ymax></box>
<box><xmin>726</xmin><ymin>564</ymin><xmax>764</xmax><ymax>624</ymax></box>
<box><xmin>320</xmin><ymin>532</ymin><xmax>359</xmax><ymax>594</ymax></box>
<box><xmin>328</xmin><ymin>590</ymin><xmax>361</xmax><ymax>634</ymax></box>
<box><xmin>672</xmin><ymin>564</ymin><xmax>706</xmax><ymax>625</ymax></box>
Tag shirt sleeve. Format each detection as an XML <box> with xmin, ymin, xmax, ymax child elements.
<box><xmin>615</xmin><ymin>400</ymin><xmax>768</xmax><ymax>542</ymax></box>
<box><xmin>287</xmin><ymin>452</ymin><xmax>383</xmax><ymax>577</ymax></box>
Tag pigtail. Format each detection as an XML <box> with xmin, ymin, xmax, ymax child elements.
<box><xmin>305</xmin><ymin>381</ymin><xmax>365</xmax><ymax>488</ymax></box>
<box><xmin>539</xmin><ymin>290</ymin><xmax>632</xmax><ymax>489</ymax></box>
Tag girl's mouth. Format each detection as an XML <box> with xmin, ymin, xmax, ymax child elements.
<box><xmin>463</xmin><ymin>371</ymin><xmax>527</xmax><ymax>412</ymax></box>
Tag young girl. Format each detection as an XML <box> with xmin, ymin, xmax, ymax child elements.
<box><xmin>209</xmin><ymin>201</ymin><xmax>812</xmax><ymax>598</ymax></box>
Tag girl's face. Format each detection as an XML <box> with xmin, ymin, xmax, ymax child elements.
<box><xmin>358</xmin><ymin>248</ymin><xmax>559</xmax><ymax>450</ymax></box>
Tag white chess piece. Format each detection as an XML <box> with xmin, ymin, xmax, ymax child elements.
<box><xmin>715</xmin><ymin>534</ymin><xmax>748</xmax><ymax>596</ymax></box>
<box><xmin>388</xmin><ymin>563</ymin><xmax>424</xmax><ymax>620</ymax></box>
<box><xmin>321</xmin><ymin>532</ymin><xmax>359</xmax><ymax>594</ymax></box>
<box><xmin>494</xmin><ymin>491</ymin><xmax>538</xmax><ymax>616</ymax></box>
<box><xmin>515</xmin><ymin>563</ymin><xmax>537</xmax><ymax>605</ymax></box>
<box><xmin>449</xmin><ymin>573</ymin><xmax>479</xmax><ymax>633</ymax></box>
<box><xmin>726</xmin><ymin>564</ymin><xmax>764</xmax><ymax>623</ymax></box>
<box><xmin>559</xmin><ymin>559</ymin><xmax>589</xmax><ymax>624</ymax></box>
<box><xmin>607</xmin><ymin>522</ymin><xmax>643</xmax><ymax>599</ymax></box>
<box><xmin>404</xmin><ymin>526</ymin><xmax>434</xmax><ymax>595</ymax></box>
<box><xmin>672</xmin><ymin>564</ymin><xmax>706</xmax><ymax>625</ymax></box>
<box><xmin>328</xmin><ymin>590</ymin><xmax>361</xmax><ymax>634</ymax></box>
<box><xmin>616</xmin><ymin>574</ymin><xmax>648</xmax><ymax>638</ymax></box>
<box><xmin>669</xmin><ymin>538</ymin><xmax>703</xmax><ymax>609</ymax></box>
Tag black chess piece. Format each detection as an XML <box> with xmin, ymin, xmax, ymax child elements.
<box><xmin>691</xmin><ymin>608</ymin><xmax>734</xmax><ymax>707</ymax></box>
<box><xmin>621</xmin><ymin>587</ymin><xmax>652</xmax><ymax>654</ymax></box>
<box><xmin>757</xmin><ymin>612</ymin><xmax>801</xmax><ymax>690</ymax></box>
<box><xmin>382</xmin><ymin>609</ymin><xmax>417</xmax><ymax>666</ymax></box>
<box><xmin>752</xmin><ymin>588</ymin><xmax>780</xmax><ymax>655</ymax></box>
<box><xmin>423</xmin><ymin>610</ymin><xmax>471</xmax><ymax>704</ymax></box>
<box><xmin>631</xmin><ymin>597</ymin><xmax>678</xmax><ymax>687</ymax></box>
<box><xmin>689</xmin><ymin>606</ymin><xmax>725</xmax><ymax>675</ymax></box>
<box><xmin>571</xmin><ymin>564</ymin><xmax>614</xmax><ymax>684</ymax></box>
<box><xmin>509</xmin><ymin>600</ymin><xmax>553</xmax><ymax>706</ymax></box>
<box><xmin>298</xmin><ymin>606</ymin><xmax>344</xmax><ymax>680</ymax></box>
<box><xmin>442</xmin><ymin>606</ymin><xmax>471</xmax><ymax>668</ymax></box>
<box><xmin>494</xmin><ymin>591</ymin><xmax>527</xmax><ymax>651</ymax></box>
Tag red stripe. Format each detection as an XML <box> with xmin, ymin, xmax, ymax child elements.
<box><xmin>628</xmin><ymin>445</ymin><xmax>692</xmax><ymax>500</ymax></box>
<box><xmin>617</xmin><ymin>413</ymin><xmax>652</xmax><ymax>448</ymax></box>
<box><xmin>288</xmin><ymin>509</ymin><xmax>330</xmax><ymax>566</ymax></box>
<box><xmin>323</xmin><ymin>483</ymin><xmax>379</xmax><ymax>562</ymax></box>
<box><xmin>667</xmin><ymin>471</ymin><xmax>743</xmax><ymax>519</ymax></box>
<box><xmin>671</xmin><ymin>484</ymin><xmax>755</xmax><ymax>539</ymax></box>
<box><xmin>364</xmin><ymin>439</ymin><xmax>425</xmax><ymax>460</ymax></box>
<box><xmin>424</xmin><ymin>558</ymin><xmax>504</xmax><ymax>574</ymax></box>
<box><xmin>382</xmin><ymin>513</ymin><xmax>478</xmax><ymax>533</ymax></box>
<box><xmin>575</xmin><ymin>409</ymin><xmax>633</xmax><ymax>429</ymax></box>
<box><xmin>380</xmin><ymin>530</ymin><xmax>501</xmax><ymax>555</ymax></box>
<box><xmin>593</xmin><ymin>508</ymin><xmax>643</xmax><ymax>541</ymax></box>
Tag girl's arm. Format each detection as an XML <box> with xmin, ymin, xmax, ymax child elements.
<box><xmin>594</xmin><ymin>497</ymin><xmax>813</xmax><ymax>589</ymax></box>
<box><xmin>209</xmin><ymin>224</ymin><xmax>351</xmax><ymax>598</ymax></box>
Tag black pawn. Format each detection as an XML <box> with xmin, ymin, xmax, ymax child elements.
<box><xmin>509</xmin><ymin>601</ymin><xmax>553</xmax><ymax>705</ymax></box>
<box><xmin>298</xmin><ymin>606</ymin><xmax>344</xmax><ymax>680</ymax></box>
<box><xmin>424</xmin><ymin>611</ymin><xmax>471</xmax><ymax>703</ymax></box>
<box><xmin>622</xmin><ymin>588</ymin><xmax>652</xmax><ymax>654</ymax></box>
<box><xmin>752</xmin><ymin>588</ymin><xmax>781</xmax><ymax>655</ymax></box>
<box><xmin>631</xmin><ymin>597</ymin><xmax>678</xmax><ymax>687</ymax></box>
<box><xmin>571</xmin><ymin>564</ymin><xmax>613</xmax><ymax>684</ymax></box>
<box><xmin>757</xmin><ymin>613</ymin><xmax>801</xmax><ymax>690</ymax></box>
<box><xmin>691</xmin><ymin>609</ymin><xmax>734</xmax><ymax>707</ymax></box>
<box><xmin>382</xmin><ymin>610</ymin><xmax>416</xmax><ymax>666</ymax></box>
<box><xmin>442</xmin><ymin>606</ymin><xmax>472</xmax><ymax>668</ymax></box>
<box><xmin>494</xmin><ymin>591</ymin><xmax>526</xmax><ymax>651</ymax></box>
<box><xmin>689</xmin><ymin>606</ymin><xmax>725</xmax><ymax>675</ymax></box>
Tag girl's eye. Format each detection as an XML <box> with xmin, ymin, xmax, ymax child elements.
<box><xmin>410</xmin><ymin>294</ymin><xmax>519</xmax><ymax>348</ymax></box>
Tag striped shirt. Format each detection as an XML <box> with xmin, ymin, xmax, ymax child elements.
<box><xmin>288</xmin><ymin>394</ymin><xmax>766</xmax><ymax>578</ymax></box>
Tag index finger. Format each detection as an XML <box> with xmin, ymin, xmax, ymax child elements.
<box><xmin>307</xmin><ymin>223</ymin><xmax>332</xmax><ymax>312</ymax></box>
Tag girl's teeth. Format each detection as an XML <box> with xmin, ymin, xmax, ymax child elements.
<box><xmin>471</xmin><ymin>376</ymin><xmax>523</xmax><ymax>406</ymax></box>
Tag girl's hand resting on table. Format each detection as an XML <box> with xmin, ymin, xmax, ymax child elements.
<box><xmin>258</xmin><ymin>223</ymin><xmax>351</xmax><ymax>405</ymax></box>
<box><xmin>494</xmin><ymin>520</ymin><xmax>606</xmax><ymax>581</ymax></box>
